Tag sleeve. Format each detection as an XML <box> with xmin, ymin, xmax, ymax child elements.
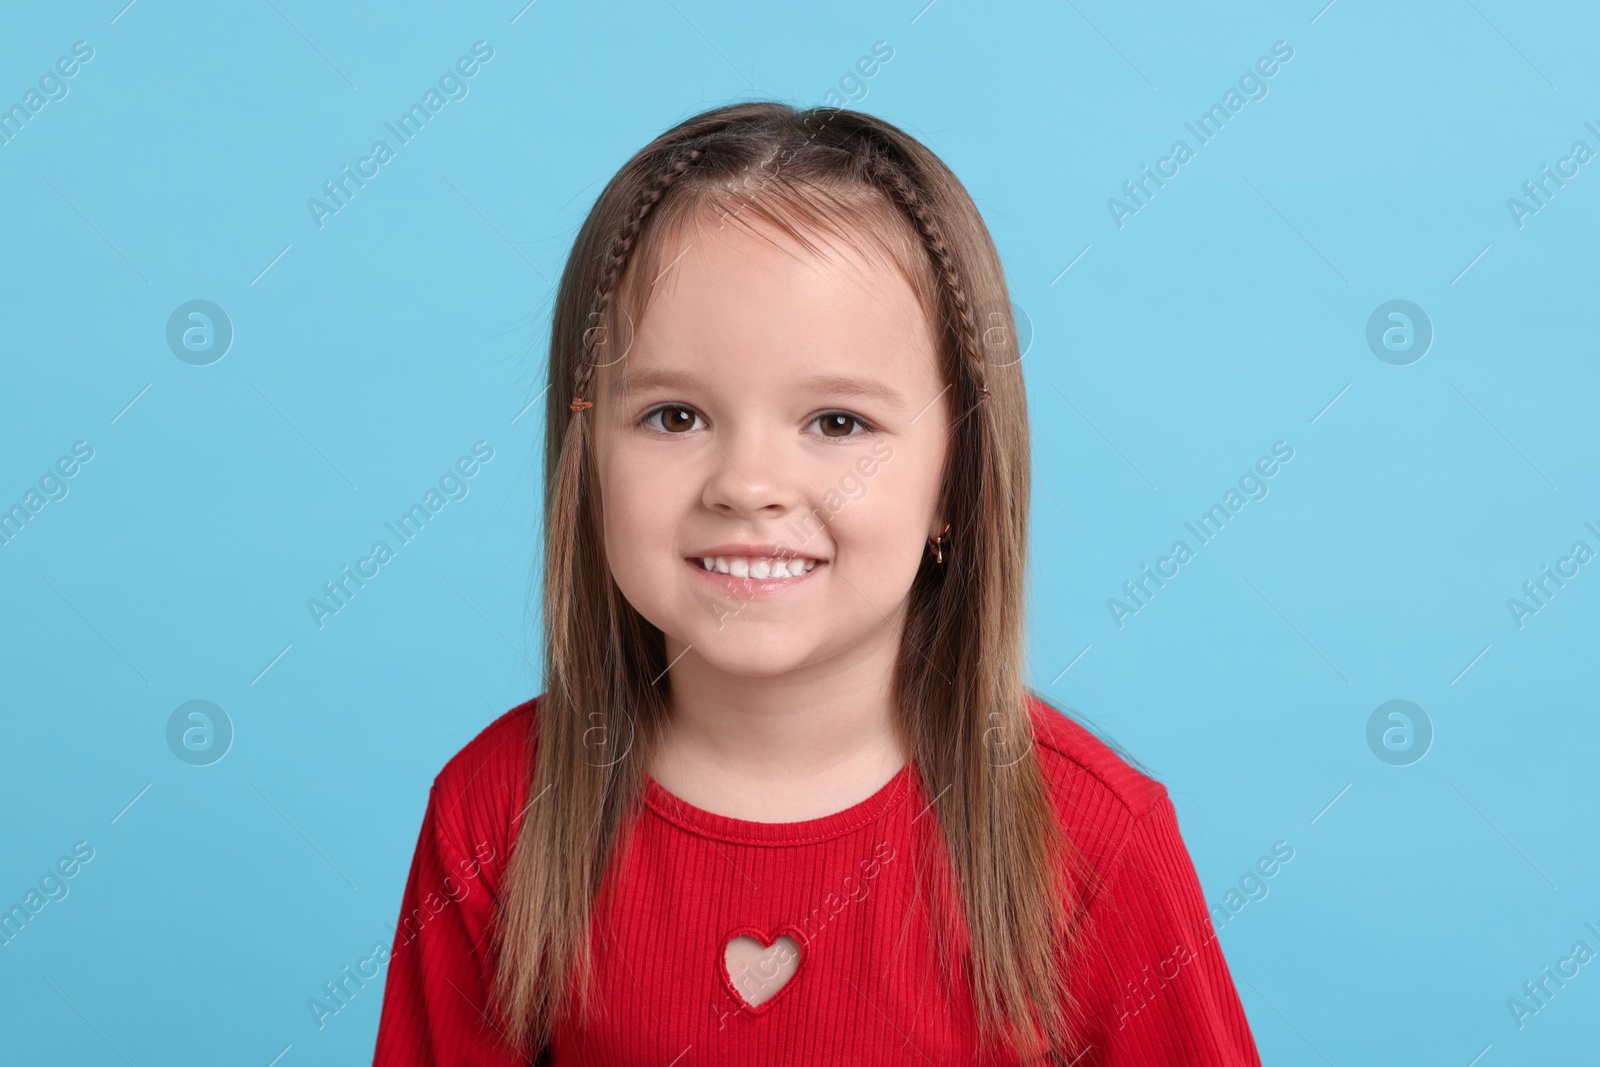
<box><xmin>371</xmin><ymin>783</ymin><xmax>530</xmax><ymax>1067</ymax></box>
<box><xmin>1070</xmin><ymin>794</ymin><xmax>1262</xmax><ymax>1066</ymax></box>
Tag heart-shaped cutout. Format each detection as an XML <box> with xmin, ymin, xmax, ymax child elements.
<box><xmin>723</xmin><ymin>931</ymin><xmax>802</xmax><ymax>1010</ymax></box>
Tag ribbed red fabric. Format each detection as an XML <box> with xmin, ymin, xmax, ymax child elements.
<box><xmin>371</xmin><ymin>695</ymin><xmax>1261</xmax><ymax>1065</ymax></box>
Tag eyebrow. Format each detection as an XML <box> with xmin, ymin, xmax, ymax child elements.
<box><xmin>615</xmin><ymin>367</ymin><xmax>907</xmax><ymax>409</ymax></box>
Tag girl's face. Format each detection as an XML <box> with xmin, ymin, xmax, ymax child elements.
<box><xmin>592</xmin><ymin>212</ymin><xmax>950</xmax><ymax>681</ymax></box>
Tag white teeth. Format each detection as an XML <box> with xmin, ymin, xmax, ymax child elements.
<box><xmin>697</xmin><ymin>556</ymin><xmax>818</xmax><ymax>579</ymax></box>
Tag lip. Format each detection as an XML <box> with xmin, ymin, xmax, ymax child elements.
<box><xmin>686</xmin><ymin>556</ymin><xmax>826</xmax><ymax>599</ymax></box>
<box><xmin>687</xmin><ymin>543</ymin><xmax>827</xmax><ymax>562</ymax></box>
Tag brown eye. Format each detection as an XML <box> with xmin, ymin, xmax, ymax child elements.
<box><xmin>642</xmin><ymin>405</ymin><xmax>701</xmax><ymax>434</ymax></box>
<box><xmin>815</xmin><ymin>412</ymin><xmax>866</xmax><ymax>438</ymax></box>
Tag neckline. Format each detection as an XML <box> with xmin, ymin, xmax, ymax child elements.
<box><xmin>642</xmin><ymin>760</ymin><xmax>915</xmax><ymax>846</ymax></box>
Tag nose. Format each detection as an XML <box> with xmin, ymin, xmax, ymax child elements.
<box><xmin>700</xmin><ymin>425</ymin><xmax>803</xmax><ymax>520</ymax></box>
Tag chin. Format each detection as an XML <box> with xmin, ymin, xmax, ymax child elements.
<box><xmin>679</xmin><ymin>622</ymin><xmax>823</xmax><ymax>676</ymax></box>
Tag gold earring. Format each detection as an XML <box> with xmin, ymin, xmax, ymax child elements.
<box><xmin>930</xmin><ymin>523</ymin><xmax>951</xmax><ymax>564</ymax></box>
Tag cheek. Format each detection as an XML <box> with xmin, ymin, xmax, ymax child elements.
<box><xmin>824</xmin><ymin>453</ymin><xmax>938</xmax><ymax>592</ymax></box>
<box><xmin>598</xmin><ymin>451</ymin><xmax>684</xmax><ymax>611</ymax></box>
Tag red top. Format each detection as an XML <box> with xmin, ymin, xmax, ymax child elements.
<box><xmin>370</xmin><ymin>696</ymin><xmax>1261</xmax><ymax>1065</ymax></box>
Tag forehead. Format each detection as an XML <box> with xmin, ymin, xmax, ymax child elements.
<box><xmin>605</xmin><ymin>208</ymin><xmax>944</xmax><ymax>397</ymax></box>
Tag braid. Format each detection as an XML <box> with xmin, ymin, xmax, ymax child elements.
<box><xmin>860</xmin><ymin>152</ymin><xmax>988</xmax><ymax>401</ymax></box>
<box><xmin>572</xmin><ymin>147</ymin><xmax>705</xmax><ymax>407</ymax></box>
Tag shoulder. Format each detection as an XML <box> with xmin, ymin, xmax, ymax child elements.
<box><xmin>1024</xmin><ymin>693</ymin><xmax>1170</xmax><ymax>876</ymax></box>
<box><xmin>427</xmin><ymin>696</ymin><xmax>539</xmax><ymax>885</ymax></box>
<box><xmin>1025</xmin><ymin>692</ymin><xmax>1167</xmax><ymax>820</ymax></box>
<box><xmin>1026</xmin><ymin>699</ymin><xmax>1259</xmax><ymax>1058</ymax></box>
<box><xmin>432</xmin><ymin>696</ymin><xmax>539</xmax><ymax>800</ymax></box>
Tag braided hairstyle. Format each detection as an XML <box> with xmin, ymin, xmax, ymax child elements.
<box><xmin>500</xmin><ymin>103</ymin><xmax>1085</xmax><ymax>1062</ymax></box>
<box><xmin>569</xmin><ymin>146</ymin><xmax>705</xmax><ymax>409</ymax></box>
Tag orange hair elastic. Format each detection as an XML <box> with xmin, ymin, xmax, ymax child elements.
<box><xmin>570</xmin><ymin>397</ymin><xmax>594</xmax><ymax>412</ymax></box>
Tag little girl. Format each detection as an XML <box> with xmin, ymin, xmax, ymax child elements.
<box><xmin>371</xmin><ymin>102</ymin><xmax>1261</xmax><ymax>1066</ymax></box>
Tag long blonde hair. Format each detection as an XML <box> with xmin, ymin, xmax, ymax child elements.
<box><xmin>493</xmin><ymin>102</ymin><xmax>1087</xmax><ymax>1061</ymax></box>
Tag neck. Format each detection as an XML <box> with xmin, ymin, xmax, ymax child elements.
<box><xmin>649</xmin><ymin>619</ymin><xmax>910</xmax><ymax>808</ymax></box>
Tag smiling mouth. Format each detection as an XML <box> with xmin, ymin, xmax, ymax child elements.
<box><xmin>691</xmin><ymin>555</ymin><xmax>820</xmax><ymax>579</ymax></box>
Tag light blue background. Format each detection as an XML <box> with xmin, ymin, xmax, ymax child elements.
<box><xmin>3</xmin><ymin>1</ymin><xmax>1596</xmax><ymax>1063</ymax></box>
